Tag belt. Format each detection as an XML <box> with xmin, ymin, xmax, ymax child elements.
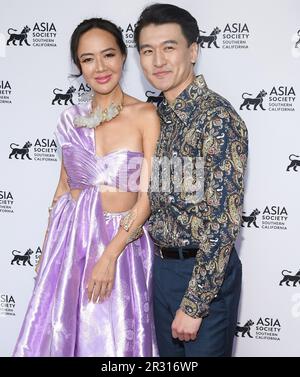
<box><xmin>155</xmin><ymin>246</ymin><xmax>198</xmax><ymax>260</ymax></box>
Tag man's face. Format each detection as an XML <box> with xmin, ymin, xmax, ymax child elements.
<box><xmin>139</xmin><ymin>23</ymin><xmax>198</xmax><ymax>101</ymax></box>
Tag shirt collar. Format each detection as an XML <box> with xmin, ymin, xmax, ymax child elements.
<box><xmin>158</xmin><ymin>74</ymin><xmax>209</xmax><ymax>125</ymax></box>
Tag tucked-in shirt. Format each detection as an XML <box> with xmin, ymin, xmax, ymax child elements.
<box><xmin>148</xmin><ymin>75</ymin><xmax>248</xmax><ymax>318</ymax></box>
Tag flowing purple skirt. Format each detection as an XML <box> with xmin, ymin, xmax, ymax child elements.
<box><xmin>13</xmin><ymin>189</ymin><xmax>158</xmax><ymax>357</ymax></box>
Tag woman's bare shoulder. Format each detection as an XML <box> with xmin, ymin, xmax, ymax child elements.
<box><xmin>123</xmin><ymin>94</ymin><xmax>160</xmax><ymax>133</ymax></box>
<box><xmin>124</xmin><ymin>94</ymin><xmax>157</xmax><ymax>114</ymax></box>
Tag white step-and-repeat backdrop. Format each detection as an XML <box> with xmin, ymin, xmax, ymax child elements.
<box><xmin>1</xmin><ymin>0</ymin><xmax>299</xmax><ymax>357</ymax></box>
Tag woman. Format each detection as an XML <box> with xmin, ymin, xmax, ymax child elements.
<box><xmin>13</xmin><ymin>18</ymin><xmax>160</xmax><ymax>357</ymax></box>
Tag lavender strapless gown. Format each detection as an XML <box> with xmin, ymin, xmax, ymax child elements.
<box><xmin>13</xmin><ymin>103</ymin><xmax>158</xmax><ymax>357</ymax></box>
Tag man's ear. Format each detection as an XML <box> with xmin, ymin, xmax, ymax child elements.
<box><xmin>190</xmin><ymin>42</ymin><xmax>199</xmax><ymax>64</ymax></box>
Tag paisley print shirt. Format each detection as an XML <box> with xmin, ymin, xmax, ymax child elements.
<box><xmin>148</xmin><ymin>75</ymin><xmax>248</xmax><ymax>318</ymax></box>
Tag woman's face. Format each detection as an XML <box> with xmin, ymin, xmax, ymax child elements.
<box><xmin>77</xmin><ymin>28</ymin><xmax>125</xmax><ymax>95</ymax></box>
<box><xmin>139</xmin><ymin>23</ymin><xmax>197</xmax><ymax>102</ymax></box>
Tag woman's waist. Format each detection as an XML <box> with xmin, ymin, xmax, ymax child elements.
<box><xmin>101</xmin><ymin>190</ymin><xmax>138</xmax><ymax>213</ymax></box>
<box><xmin>68</xmin><ymin>177</ymin><xmax>140</xmax><ymax>192</ymax></box>
<box><xmin>69</xmin><ymin>187</ymin><xmax>138</xmax><ymax>211</ymax></box>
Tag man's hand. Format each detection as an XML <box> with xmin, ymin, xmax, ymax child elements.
<box><xmin>171</xmin><ymin>308</ymin><xmax>202</xmax><ymax>341</ymax></box>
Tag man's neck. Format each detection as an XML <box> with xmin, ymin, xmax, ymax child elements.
<box><xmin>164</xmin><ymin>72</ymin><xmax>195</xmax><ymax>104</ymax></box>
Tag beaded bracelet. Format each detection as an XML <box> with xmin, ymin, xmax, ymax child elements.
<box><xmin>119</xmin><ymin>209</ymin><xmax>144</xmax><ymax>244</ymax></box>
<box><xmin>120</xmin><ymin>209</ymin><xmax>137</xmax><ymax>231</ymax></box>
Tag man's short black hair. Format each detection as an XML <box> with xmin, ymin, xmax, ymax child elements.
<box><xmin>134</xmin><ymin>3</ymin><xmax>199</xmax><ymax>51</ymax></box>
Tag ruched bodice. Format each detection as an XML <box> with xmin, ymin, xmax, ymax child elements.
<box><xmin>63</xmin><ymin>146</ymin><xmax>143</xmax><ymax>191</ymax></box>
<box><xmin>54</xmin><ymin>102</ymin><xmax>144</xmax><ymax>192</ymax></box>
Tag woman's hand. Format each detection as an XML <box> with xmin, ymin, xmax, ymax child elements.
<box><xmin>87</xmin><ymin>249</ymin><xmax>117</xmax><ymax>303</ymax></box>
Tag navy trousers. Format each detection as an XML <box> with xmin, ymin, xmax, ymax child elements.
<box><xmin>153</xmin><ymin>247</ymin><xmax>242</xmax><ymax>357</ymax></box>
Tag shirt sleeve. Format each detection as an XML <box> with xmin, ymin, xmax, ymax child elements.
<box><xmin>180</xmin><ymin>106</ymin><xmax>248</xmax><ymax>318</ymax></box>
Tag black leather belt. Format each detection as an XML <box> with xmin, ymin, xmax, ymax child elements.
<box><xmin>155</xmin><ymin>246</ymin><xmax>198</xmax><ymax>260</ymax></box>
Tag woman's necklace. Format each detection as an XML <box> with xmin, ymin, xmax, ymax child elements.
<box><xmin>74</xmin><ymin>93</ymin><xmax>124</xmax><ymax>129</ymax></box>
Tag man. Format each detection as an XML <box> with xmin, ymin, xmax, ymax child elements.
<box><xmin>134</xmin><ymin>3</ymin><xmax>248</xmax><ymax>357</ymax></box>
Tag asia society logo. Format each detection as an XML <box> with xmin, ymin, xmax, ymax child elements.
<box><xmin>0</xmin><ymin>294</ymin><xmax>16</xmax><ymax>317</ymax></box>
<box><xmin>240</xmin><ymin>90</ymin><xmax>267</xmax><ymax>111</ymax></box>
<box><xmin>120</xmin><ymin>23</ymin><xmax>136</xmax><ymax>48</ymax></box>
<box><xmin>198</xmin><ymin>27</ymin><xmax>221</xmax><ymax>48</ymax></box>
<box><xmin>0</xmin><ymin>80</ymin><xmax>12</xmax><ymax>104</ymax></box>
<box><xmin>286</xmin><ymin>154</ymin><xmax>300</xmax><ymax>172</ymax></box>
<box><xmin>52</xmin><ymin>83</ymin><xmax>91</xmax><ymax>105</ymax></box>
<box><xmin>9</xmin><ymin>141</ymin><xmax>32</xmax><ymax>160</ymax></box>
<box><xmin>6</xmin><ymin>22</ymin><xmax>57</xmax><ymax>47</ymax></box>
<box><xmin>0</xmin><ymin>190</ymin><xmax>14</xmax><ymax>214</ymax></box>
<box><xmin>235</xmin><ymin>317</ymin><xmax>281</xmax><ymax>341</ymax></box>
<box><xmin>198</xmin><ymin>23</ymin><xmax>250</xmax><ymax>49</ymax></box>
<box><xmin>7</xmin><ymin>25</ymin><xmax>31</xmax><ymax>46</ymax></box>
<box><xmin>11</xmin><ymin>249</ymin><xmax>34</xmax><ymax>266</ymax></box>
<box><xmin>235</xmin><ymin>319</ymin><xmax>254</xmax><ymax>338</ymax></box>
<box><xmin>8</xmin><ymin>139</ymin><xmax>58</xmax><ymax>162</ymax></box>
<box><xmin>10</xmin><ymin>246</ymin><xmax>41</xmax><ymax>268</ymax></box>
<box><xmin>52</xmin><ymin>86</ymin><xmax>76</xmax><ymax>106</ymax></box>
<box><xmin>239</xmin><ymin>86</ymin><xmax>296</xmax><ymax>112</ymax></box>
<box><xmin>242</xmin><ymin>206</ymin><xmax>288</xmax><ymax>230</ymax></box>
<box><xmin>279</xmin><ymin>268</ymin><xmax>300</xmax><ymax>287</ymax></box>
<box><xmin>241</xmin><ymin>208</ymin><xmax>260</xmax><ymax>228</ymax></box>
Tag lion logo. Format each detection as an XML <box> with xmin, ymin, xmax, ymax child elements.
<box><xmin>52</xmin><ymin>86</ymin><xmax>76</xmax><ymax>106</ymax></box>
<box><xmin>198</xmin><ymin>27</ymin><xmax>221</xmax><ymax>48</ymax></box>
<box><xmin>235</xmin><ymin>320</ymin><xmax>254</xmax><ymax>338</ymax></box>
<box><xmin>241</xmin><ymin>209</ymin><xmax>260</xmax><ymax>228</ymax></box>
<box><xmin>9</xmin><ymin>142</ymin><xmax>32</xmax><ymax>160</ymax></box>
<box><xmin>145</xmin><ymin>91</ymin><xmax>164</xmax><ymax>105</ymax></box>
<box><xmin>11</xmin><ymin>249</ymin><xmax>34</xmax><ymax>266</ymax></box>
<box><xmin>279</xmin><ymin>269</ymin><xmax>300</xmax><ymax>287</ymax></box>
<box><xmin>286</xmin><ymin>154</ymin><xmax>300</xmax><ymax>172</ymax></box>
<box><xmin>240</xmin><ymin>90</ymin><xmax>267</xmax><ymax>111</ymax></box>
<box><xmin>7</xmin><ymin>26</ymin><xmax>31</xmax><ymax>46</ymax></box>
